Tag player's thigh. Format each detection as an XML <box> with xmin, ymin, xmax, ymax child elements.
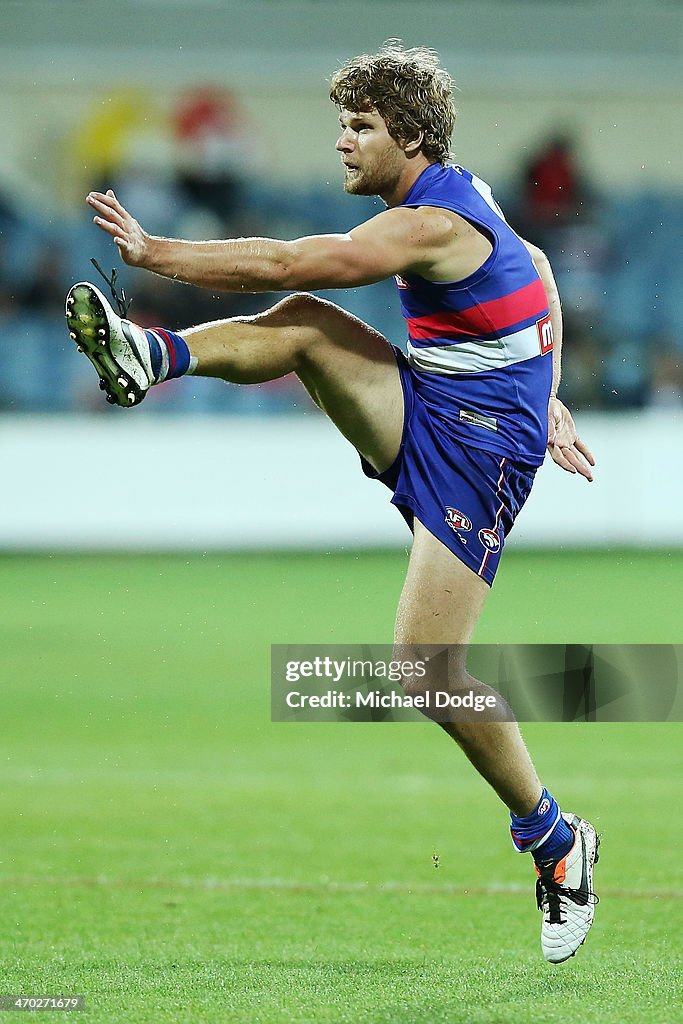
<box><xmin>294</xmin><ymin>296</ymin><xmax>403</xmax><ymax>474</ymax></box>
<box><xmin>395</xmin><ymin>518</ymin><xmax>490</xmax><ymax>654</ymax></box>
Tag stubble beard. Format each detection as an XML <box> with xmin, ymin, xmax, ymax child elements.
<box><xmin>343</xmin><ymin>167</ymin><xmax>375</xmax><ymax>195</ymax></box>
<box><xmin>342</xmin><ymin>149</ymin><xmax>402</xmax><ymax>198</ymax></box>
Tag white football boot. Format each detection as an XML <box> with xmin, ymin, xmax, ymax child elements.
<box><xmin>535</xmin><ymin>813</ymin><xmax>600</xmax><ymax>964</ymax></box>
<box><xmin>65</xmin><ymin>280</ymin><xmax>154</xmax><ymax>407</ymax></box>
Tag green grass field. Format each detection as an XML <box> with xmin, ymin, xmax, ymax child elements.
<box><xmin>1</xmin><ymin>550</ymin><xmax>682</xmax><ymax>1023</ymax></box>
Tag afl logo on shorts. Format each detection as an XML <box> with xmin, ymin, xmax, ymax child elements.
<box><xmin>478</xmin><ymin>528</ymin><xmax>501</xmax><ymax>552</ymax></box>
<box><xmin>445</xmin><ymin>507</ymin><xmax>472</xmax><ymax>532</ymax></box>
<box><xmin>394</xmin><ymin>274</ymin><xmax>410</xmax><ymax>289</ymax></box>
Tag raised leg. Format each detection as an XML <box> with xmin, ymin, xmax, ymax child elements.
<box><xmin>184</xmin><ymin>292</ymin><xmax>403</xmax><ymax>473</ymax></box>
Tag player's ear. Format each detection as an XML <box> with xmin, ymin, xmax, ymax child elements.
<box><xmin>403</xmin><ymin>130</ymin><xmax>424</xmax><ymax>156</ymax></box>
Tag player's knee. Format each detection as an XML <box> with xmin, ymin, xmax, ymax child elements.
<box><xmin>274</xmin><ymin>291</ymin><xmax>327</xmax><ymax>319</ymax></box>
<box><xmin>271</xmin><ymin>292</ymin><xmax>333</xmax><ymax>334</ymax></box>
<box><xmin>268</xmin><ymin>292</ymin><xmax>339</xmax><ymax>362</ymax></box>
<box><xmin>394</xmin><ymin>643</ymin><xmax>469</xmax><ymax>703</ymax></box>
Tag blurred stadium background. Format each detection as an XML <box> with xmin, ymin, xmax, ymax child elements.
<box><xmin>1</xmin><ymin>0</ymin><xmax>681</xmax><ymax>549</ymax></box>
<box><xmin>1</xmin><ymin>3</ymin><xmax>682</xmax><ymax>1022</ymax></box>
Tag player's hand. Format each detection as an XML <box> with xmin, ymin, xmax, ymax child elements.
<box><xmin>86</xmin><ymin>189</ymin><xmax>149</xmax><ymax>267</ymax></box>
<box><xmin>547</xmin><ymin>396</ymin><xmax>595</xmax><ymax>482</ymax></box>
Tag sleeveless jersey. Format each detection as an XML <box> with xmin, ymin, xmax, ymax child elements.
<box><xmin>395</xmin><ymin>162</ymin><xmax>553</xmax><ymax>466</ymax></box>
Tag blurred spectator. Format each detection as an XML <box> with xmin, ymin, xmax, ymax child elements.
<box><xmin>510</xmin><ymin>130</ymin><xmax>622</xmax><ymax>412</ymax></box>
<box><xmin>516</xmin><ymin>132</ymin><xmax>589</xmax><ymax>243</ymax></box>
<box><xmin>173</xmin><ymin>87</ymin><xmax>259</xmax><ymax>225</ymax></box>
<box><xmin>69</xmin><ymin>88</ymin><xmax>166</xmax><ymax>202</ymax></box>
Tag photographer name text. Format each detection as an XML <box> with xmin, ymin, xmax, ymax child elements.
<box><xmin>284</xmin><ymin>689</ymin><xmax>498</xmax><ymax>711</ymax></box>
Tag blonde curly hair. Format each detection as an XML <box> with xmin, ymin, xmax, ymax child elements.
<box><xmin>329</xmin><ymin>40</ymin><xmax>456</xmax><ymax>165</ymax></box>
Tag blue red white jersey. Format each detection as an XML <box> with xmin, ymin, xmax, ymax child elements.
<box><xmin>395</xmin><ymin>162</ymin><xmax>553</xmax><ymax>466</ymax></box>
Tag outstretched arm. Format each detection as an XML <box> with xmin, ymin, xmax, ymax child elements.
<box><xmin>523</xmin><ymin>239</ymin><xmax>595</xmax><ymax>482</ymax></box>
<box><xmin>87</xmin><ymin>189</ymin><xmax>450</xmax><ymax>292</ymax></box>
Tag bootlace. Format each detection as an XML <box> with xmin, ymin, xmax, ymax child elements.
<box><xmin>90</xmin><ymin>258</ymin><xmax>132</xmax><ymax>318</ymax></box>
<box><xmin>536</xmin><ymin>872</ymin><xmax>599</xmax><ymax>925</ymax></box>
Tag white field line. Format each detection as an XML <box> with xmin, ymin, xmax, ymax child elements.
<box><xmin>0</xmin><ymin>875</ymin><xmax>680</xmax><ymax>900</ymax></box>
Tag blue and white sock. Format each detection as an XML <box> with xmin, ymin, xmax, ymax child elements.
<box><xmin>144</xmin><ymin>328</ymin><xmax>197</xmax><ymax>383</ymax></box>
<box><xmin>510</xmin><ymin>788</ymin><xmax>575</xmax><ymax>864</ymax></box>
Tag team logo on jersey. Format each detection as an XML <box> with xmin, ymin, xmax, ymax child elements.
<box><xmin>394</xmin><ymin>274</ymin><xmax>410</xmax><ymax>289</ymax></box>
<box><xmin>445</xmin><ymin>507</ymin><xmax>472</xmax><ymax>532</ymax></box>
<box><xmin>478</xmin><ymin>528</ymin><xmax>501</xmax><ymax>552</ymax></box>
<box><xmin>537</xmin><ymin>311</ymin><xmax>554</xmax><ymax>355</ymax></box>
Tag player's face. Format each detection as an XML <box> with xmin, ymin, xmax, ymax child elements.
<box><xmin>336</xmin><ymin>109</ymin><xmax>407</xmax><ymax>198</ymax></box>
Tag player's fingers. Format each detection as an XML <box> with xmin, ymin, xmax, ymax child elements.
<box><xmin>87</xmin><ymin>192</ymin><xmax>125</xmax><ymax>217</ymax></box>
<box><xmin>93</xmin><ymin>216</ymin><xmax>126</xmax><ymax>241</ymax></box>
<box><xmin>87</xmin><ymin>190</ymin><xmax>115</xmax><ymax>206</ymax></box>
<box><xmin>548</xmin><ymin>444</ymin><xmax>577</xmax><ymax>474</ymax></box>
<box><xmin>574</xmin><ymin>437</ymin><xmax>596</xmax><ymax>466</ymax></box>
<box><xmin>90</xmin><ymin>205</ymin><xmax>126</xmax><ymax>232</ymax></box>
<box><xmin>562</xmin><ymin>446</ymin><xmax>594</xmax><ymax>482</ymax></box>
<box><xmin>87</xmin><ymin>195</ymin><xmax>126</xmax><ymax>226</ymax></box>
<box><xmin>559</xmin><ymin>433</ymin><xmax>582</xmax><ymax>453</ymax></box>
<box><xmin>105</xmin><ymin>188</ymin><xmax>125</xmax><ymax>212</ymax></box>
<box><xmin>551</xmin><ymin>443</ymin><xmax>594</xmax><ymax>480</ymax></box>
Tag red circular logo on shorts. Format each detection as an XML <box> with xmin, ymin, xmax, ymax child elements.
<box><xmin>478</xmin><ymin>528</ymin><xmax>501</xmax><ymax>552</ymax></box>
<box><xmin>445</xmin><ymin>507</ymin><xmax>472</xmax><ymax>532</ymax></box>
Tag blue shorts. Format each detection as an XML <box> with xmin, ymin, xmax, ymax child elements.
<box><xmin>361</xmin><ymin>348</ymin><xmax>537</xmax><ymax>586</ymax></box>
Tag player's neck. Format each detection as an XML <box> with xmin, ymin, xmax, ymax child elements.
<box><xmin>380</xmin><ymin>155</ymin><xmax>435</xmax><ymax>208</ymax></box>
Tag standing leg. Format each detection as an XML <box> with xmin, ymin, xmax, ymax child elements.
<box><xmin>394</xmin><ymin>518</ymin><xmax>542</xmax><ymax>816</ymax></box>
<box><xmin>395</xmin><ymin>520</ymin><xmax>600</xmax><ymax>964</ymax></box>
